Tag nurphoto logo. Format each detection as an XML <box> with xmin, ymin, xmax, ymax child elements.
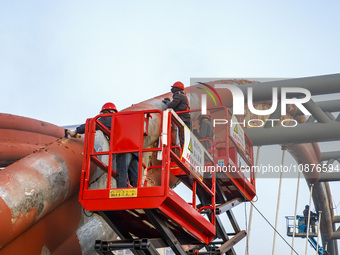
<box><xmin>197</xmin><ymin>82</ymin><xmax>311</xmax><ymax>128</ymax></box>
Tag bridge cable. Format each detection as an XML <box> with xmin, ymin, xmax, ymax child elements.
<box><xmin>245</xmin><ymin>146</ymin><xmax>261</xmax><ymax>255</ymax></box>
<box><xmin>250</xmin><ymin>201</ymin><xmax>299</xmax><ymax>255</ymax></box>
<box><xmin>316</xmin><ymin>211</ymin><xmax>322</xmax><ymax>255</ymax></box>
<box><xmin>305</xmin><ymin>183</ymin><xmax>315</xmax><ymax>255</ymax></box>
<box><xmin>272</xmin><ymin>147</ymin><xmax>286</xmax><ymax>255</ymax></box>
<box><xmin>291</xmin><ymin>170</ymin><xmax>301</xmax><ymax>255</ymax></box>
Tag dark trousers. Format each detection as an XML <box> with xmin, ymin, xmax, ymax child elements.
<box><xmin>116</xmin><ymin>153</ymin><xmax>139</xmax><ymax>188</ymax></box>
<box><xmin>304</xmin><ymin>218</ymin><xmax>316</xmax><ymax>233</ymax></box>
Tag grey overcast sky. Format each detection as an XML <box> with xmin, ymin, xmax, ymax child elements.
<box><xmin>1</xmin><ymin>1</ymin><xmax>339</xmax><ymax>254</ymax></box>
<box><xmin>1</xmin><ymin>0</ymin><xmax>339</xmax><ymax>126</ymax></box>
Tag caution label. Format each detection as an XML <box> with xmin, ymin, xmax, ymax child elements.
<box><xmin>110</xmin><ymin>189</ymin><xmax>137</xmax><ymax>198</ymax></box>
<box><xmin>182</xmin><ymin>126</ymin><xmax>205</xmax><ymax>180</ymax></box>
<box><xmin>230</xmin><ymin>115</ymin><xmax>246</xmax><ymax>153</ymax></box>
<box><xmin>234</xmin><ymin>124</ymin><xmax>239</xmax><ymax>134</ymax></box>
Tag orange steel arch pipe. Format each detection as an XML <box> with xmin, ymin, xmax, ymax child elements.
<box><xmin>0</xmin><ymin>113</ymin><xmax>65</xmax><ymax>167</ymax></box>
<box><xmin>0</xmin><ymin>79</ymin><xmax>327</xmax><ymax>253</ymax></box>
<box><xmin>0</xmin><ymin>138</ymin><xmax>84</xmax><ymax>250</ymax></box>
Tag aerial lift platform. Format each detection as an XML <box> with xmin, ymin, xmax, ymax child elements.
<box><xmin>79</xmin><ymin>107</ymin><xmax>256</xmax><ymax>255</ymax></box>
<box><xmin>285</xmin><ymin>215</ymin><xmax>326</xmax><ymax>255</ymax></box>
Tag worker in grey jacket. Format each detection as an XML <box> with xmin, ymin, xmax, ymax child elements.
<box><xmin>194</xmin><ymin>111</ymin><xmax>213</xmax><ymax>149</ymax></box>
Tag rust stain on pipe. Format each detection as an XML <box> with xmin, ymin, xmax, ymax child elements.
<box><xmin>0</xmin><ymin>194</ymin><xmax>82</xmax><ymax>255</ymax></box>
<box><xmin>0</xmin><ymin>138</ymin><xmax>84</xmax><ymax>249</ymax></box>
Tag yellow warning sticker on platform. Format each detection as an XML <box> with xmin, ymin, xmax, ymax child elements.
<box><xmin>230</xmin><ymin>115</ymin><xmax>246</xmax><ymax>153</ymax></box>
<box><xmin>182</xmin><ymin>126</ymin><xmax>204</xmax><ymax>181</ymax></box>
<box><xmin>234</xmin><ymin>124</ymin><xmax>239</xmax><ymax>134</ymax></box>
<box><xmin>110</xmin><ymin>189</ymin><xmax>137</xmax><ymax>198</ymax></box>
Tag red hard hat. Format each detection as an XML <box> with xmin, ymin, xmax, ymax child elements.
<box><xmin>101</xmin><ymin>102</ymin><xmax>118</xmax><ymax>113</ymax></box>
<box><xmin>171</xmin><ymin>81</ymin><xmax>184</xmax><ymax>90</ymax></box>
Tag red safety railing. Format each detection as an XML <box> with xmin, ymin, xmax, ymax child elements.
<box><xmin>80</xmin><ymin>110</ymin><xmax>161</xmax><ymax>191</ymax></box>
<box><xmin>79</xmin><ymin>109</ymin><xmax>217</xmax><ymax>244</ymax></box>
<box><xmin>178</xmin><ymin>106</ymin><xmax>256</xmax><ymax>201</ymax></box>
<box><xmin>215</xmin><ymin>106</ymin><xmax>254</xmax><ymax>186</ymax></box>
<box><xmin>165</xmin><ymin>109</ymin><xmax>216</xmax><ymax>224</ymax></box>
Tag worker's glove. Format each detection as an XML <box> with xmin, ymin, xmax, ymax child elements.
<box><xmin>162</xmin><ymin>97</ymin><xmax>170</xmax><ymax>105</ymax></box>
<box><xmin>68</xmin><ymin>130</ymin><xmax>78</xmax><ymax>137</ymax></box>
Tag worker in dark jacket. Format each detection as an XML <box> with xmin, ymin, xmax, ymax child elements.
<box><xmin>68</xmin><ymin>102</ymin><xmax>117</xmax><ymax>136</ymax></box>
<box><xmin>68</xmin><ymin>103</ymin><xmax>138</xmax><ymax>188</ymax></box>
<box><xmin>167</xmin><ymin>81</ymin><xmax>191</xmax><ymax>128</ymax></box>
<box><xmin>194</xmin><ymin>112</ymin><xmax>213</xmax><ymax>149</ymax></box>
<box><xmin>303</xmin><ymin>205</ymin><xmax>318</xmax><ymax>233</ymax></box>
